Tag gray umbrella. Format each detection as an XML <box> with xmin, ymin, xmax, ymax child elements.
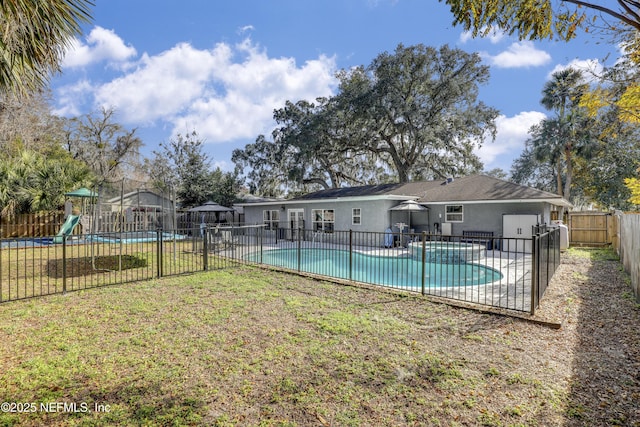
<box><xmin>389</xmin><ymin>200</ymin><xmax>428</xmax><ymax>230</ymax></box>
<box><xmin>188</xmin><ymin>201</ymin><xmax>234</xmax><ymax>212</ymax></box>
<box><xmin>188</xmin><ymin>201</ymin><xmax>234</xmax><ymax>224</ymax></box>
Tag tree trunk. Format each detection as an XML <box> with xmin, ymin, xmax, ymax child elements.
<box><xmin>556</xmin><ymin>156</ymin><xmax>563</xmax><ymax>197</ymax></box>
<box><xmin>564</xmin><ymin>147</ymin><xmax>572</xmax><ymax>201</ymax></box>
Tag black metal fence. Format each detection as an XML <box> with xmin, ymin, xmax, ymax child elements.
<box><xmin>0</xmin><ymin>225</ymin><xmax>560</xmax><ymax>315</ymax></box>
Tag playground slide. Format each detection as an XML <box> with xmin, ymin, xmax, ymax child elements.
<box><xmin>52</xmin><ymin>215</ymin><xmax>81</xmax><ymax>243</ymax></box>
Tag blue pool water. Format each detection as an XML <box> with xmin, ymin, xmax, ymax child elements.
<box><xmin>0</xmin><ymin>237</ymin><xmax>54</xmax><ymax>249</ymax></box>
<box><xmin>0</xmin><ymin>232</ymin><xmax>186</xmax><ymax>248</ymax></box>
<box><xmin>88</xmin><ymin>231</ymin><xmax>186</xmax><ymax>244</ymax></box>
<box><xmin>246</xmin><ymin>248</ymin><xmax>502</xmax><ymax>288</ymax></box>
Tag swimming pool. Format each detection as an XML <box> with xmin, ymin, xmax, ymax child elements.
<box><xmin>88</xmin><ymin>231</ymin><xmax>187</xmax><ymax>244</ymax></box>
<box><xmin>245</xmin><ymin>248</ymin><xmax>502</xmax><ymax>288</ymax></box>
<box><xmin>407</xmin><ymin>241</ymin><xmax>487</xmax><ymax>263</ymax></box>
<box><xmin>0</xmin><ymin>232</ymin><xmax>186</xmax><ymax>249</ymax></box>
<box><xmin>0</xmin><ymin>237</ymin><xmax>55</xmax><ymax>249</ymax></box>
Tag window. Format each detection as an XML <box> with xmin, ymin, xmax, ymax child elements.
<box><xmin>263</xmin><ymin>210</ymin><xmax>279</xmax><ymax>230</ymax></box>
<box><xmin>352</xmin><ymin>208</ymin><xmax>361</xmax><ymax>225</ymax></box>
<box><xmin>445</xmin><ymin>205</ymin><xmax>463</xmax><ymax>222</ymax></box>
<box><xmin>312</xmin><ymin>209</ymin><xmax>334</xmax><ymax>232</ymax></box>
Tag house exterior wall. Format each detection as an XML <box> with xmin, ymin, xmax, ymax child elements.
<box><xmin>425</xmin><ymin>201</ymin><xmax>552</xmax><ymax>236</ymax></box>
<box><xmin>244</xmin><ymin>199</ymin><xmax>399</xmax><ymax>232</ymax></box>
<box><xmin>244</xmin><ymin>200</ymin><xmax>556</xmax><ymax>239</ymax></box>
<box><xmin>108</xmin><ymin>191</ymin><xmax>174</xmax><ymax>212</ymax></box>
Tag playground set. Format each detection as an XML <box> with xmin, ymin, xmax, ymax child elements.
<box><xmin>0</xmin><ymin>185</ymin><xmax>180</xmax><ymax>248</ymax></box>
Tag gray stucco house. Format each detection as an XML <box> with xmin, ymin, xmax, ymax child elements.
<box><xmin>239</xmin><ymin>174</ymin><xmax>572</xmax><ymax>241</ymax></box>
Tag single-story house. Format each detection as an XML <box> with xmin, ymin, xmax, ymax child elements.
<box><xmin>99</xmin><ymin>189</ymin><xmax>176</xmax><ymax>232</ymax></box>
<box><xmin>105</xmin><ymin>189</ymin><xmax>176</xmax><ymax>212</ymax></box>
<box><xmin>239</xmin><ymin>174</ymin><xmax>572</xmax><ymax>242</ymax></box>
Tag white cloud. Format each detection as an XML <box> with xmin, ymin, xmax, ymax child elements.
<box><xmin>81</xmin><ymin>38</ymin><xmax>337</xmax><ymax>141</ymax></box>
<box><xmin>547</xmin><ymin>58</ymin><xmax>604</xmax><ymax>82</ymax></box>
<box><xmin>485</xmin><ymin>41</ymin><xmax>551</xmax><ymax>68</ymax></box>
<box><xmin>51</xmin><ymin>79</ymin><xmax>94</xmax><ymax>116</ymax></box>
<box><xmin>477</xmin><ymin>111</ymin><xmax>547</xmax><ymax>170</ymax></box>
<box><xmin>171</xmin><ymin>48</ymin><xmax>337</xmax><ymax>142</ymax></box>
<box><xmin>62</xmin><ymin>26</ymin><xmax>137</xmax><ymax>68</ymax></box>
<box><xmin>237</xmin><ymin>25</ymin><xmax>254</xmax><ymax>35</ymax></box>
<box><xmin>459</xmin><ymin>28</ymin><xmax>505</xmax><ymax>44</ymax></box>
<box><xmin>94</xmin><ymin>42</ymin><xmax>224</xmax><ymax>123</ymax></box>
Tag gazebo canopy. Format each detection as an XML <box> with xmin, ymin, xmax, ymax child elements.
<box><xmin>188</xmin><ymin>201</ymin><xmax>234</xmax><ymax>212</ymax></box>
<box><xmin>65</xmin><ymin>187</ymin><xmax>97</xmax><ymax>198</ymax></box>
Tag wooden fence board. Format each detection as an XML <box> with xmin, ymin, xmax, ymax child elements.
<box><xmin>568</xmin><ymin>212</ymin><xmax>611</xmax><ymax>246</ymax></box>
<box><xmin>1</xmin><ymin>212</ymin><xmax>66</xmax><ymax>238</ymax></box>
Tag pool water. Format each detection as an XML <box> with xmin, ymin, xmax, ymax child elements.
<box><xmin>88</xmin><ymin>231</ymin><xmax>185</xmax><ymax>244</ymax></box>
<box><xmin>0</xmin><ymin>232</ymin><xmax>186</xmax><ymax>248</ymax></box>
<box><xmin>0</xmin><ymin>237</ymin><xmax>54</xmax><ymax>249</ymax></box>
<box><xmin>246</xmin><ymin>248</ymin><xmax>502</xmax><ymax>288</ymax></box>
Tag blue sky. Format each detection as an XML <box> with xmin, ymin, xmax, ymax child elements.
<box><xmin>50</xmin><ymin>0</ymin><xmax>620</xmax><ymax>177</ymax></box>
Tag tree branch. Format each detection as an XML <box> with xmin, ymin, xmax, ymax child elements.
<box><xmin>562</xmin><ymin>0</ymin><xmax>640</xmax><ymax>30</ymax></box>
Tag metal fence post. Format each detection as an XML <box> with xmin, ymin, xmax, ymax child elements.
<box><xmin>297</xmin><ymin>227</ymin><xmax>302</xmax><ymax>272</ymax></box>
<box><xmin>157</xmin><ymin>227</ymin><xmax>164</xmax><ymax>278</ymax></box>
<box><xmin>530</xmin><ymin>234</ymin><xmax>538</xmax><ymax>315</ymax></box>
<box><xmin>349</xmin><ymin>230</ymin><xmax>353</xmax><ymax>281</ymax></box>
<box><xmin>62</xmin><ymin>238</ymin><xmax>67</xmax><ymax>294</ymax></box>
<box><xmin>259</xmin><ymin>225</ymin><xmax>263</xmax><ymax>264</ymax></box>
<box><xmin>203</xmin><ymin>226</ymin><xmax>209</xmax><ymax>271</ymax></box>
<box><xmin>421</xmin><ymin>231</ymin><xmax>426</xmax><ymax>295</ymax></box>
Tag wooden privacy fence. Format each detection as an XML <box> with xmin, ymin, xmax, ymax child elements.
<box><xmin>1</xmin><ymin>210</ymin><xmax>177</xmax><ymax>238</ymax></box>
<box><xmin>615</xmin><ymin>212</ymin><xmax>640</xmax><ymax>303</ymax></box>
<box><xmin>1</xmin><ymin>212</ymin><xmax>66</xmax><ymax>238</ymax></box>
<box><xmin>568</xmin><ymin>211</ymin><xmax>615</xmax><ymax>247</ymax></box>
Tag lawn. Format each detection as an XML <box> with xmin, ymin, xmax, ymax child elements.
<box><xmin>0</xmin><ymin>248</ymin><xmax>638</xmax><ymax>426</ymax></box>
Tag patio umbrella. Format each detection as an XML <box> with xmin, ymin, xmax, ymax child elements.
<box><xmin>389</xmin><ymin>200</ymin><xmax>428</xmax><ymax>231</ymax></box>
<box><xmin>188</xmin><ymin>201</ymin><xmax>234</xmax><ymax>224</ymax></box>
<box><xmin>188</xmin><ymin>201</ymin><xmax>234</xmax><ymax>212</ymax></box>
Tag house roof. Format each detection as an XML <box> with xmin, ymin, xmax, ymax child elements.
<box><xmin>105</xmin><ymin>189</ymin><xmax>172</xmax><ymax>204</ymax></box>
<box><xmin>285</xmin><ymin>174</ymin><xmax>571</xmax><ymax>207</ymax></box>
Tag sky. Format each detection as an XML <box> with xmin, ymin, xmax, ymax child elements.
<box><xmin>50</xmin><ymin>0</ymin><xmax>621</xmax><ymax>179</ymax></box>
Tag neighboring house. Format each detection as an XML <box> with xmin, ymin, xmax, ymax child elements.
<box><xmin>239</xmin><ymin>175</ymin><xmax>572</xmax><ymax>240</ymax></box>
<box><xmin>101</xmin><ymin>189</ymin><xmax>176</xmax><ymax>232</ymax></box>
<box><xmin>104</xmin><ymin>189</ymin><xmax>176</xmax><ymax>212</ymax></box>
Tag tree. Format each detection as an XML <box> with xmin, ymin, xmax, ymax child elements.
<box><xmin>64</xmin><ymin>107</ymin><xmax>142</xmax><ymax>188</ymax></box>
<box><xmin>483</xmin><ymin>168</ymin><xmax>508</xmax><ymax>179</ymax></box>
<box><xmin>0</xmin><ymin>90</ymin><xmax>66</xmax><ymax>154</ymax></box>
<box><xmin>336</xmin><ymin>44</ymin><xmax>498</xmax><ymax>183</ymax></box>
<box><xmin>0</xmin><ymin>149</ymin><xmax>93</xmax><ymax>216</ymax></box>
<box><xmin>233</xmin><ymin>98</ymin><xmax>384</xmax><ymax>195</ymax></box>
<box><xmin>234</xmin><ymin>44</ymin><xmax>498</xmax><ymax>190</ymax></box>
<box><xmin>537</xmin><ymin>69</ymin><xmax>596</xmax><ymax>202</ymax></box>
<box><xmin>510</xmin><ymin>144</ymin><xmax>558</xmax><ymax>192</ymax></box>
<box><xmin>441</xmin><ymin>0</ymin><xmax>640</xmax><ymax>41</ymax></box>
<box><xmin>625</xmin><ymin>174</ymin><xmax>640</xmax><ymax>206</ymax></box>
<box><xmin>443</xmin><ymin>1</ymin><xmax>640</xmax><ymax>152</ymax></box>
<box><xmin>0</xmin><ymin>0</ymin><xmax>93</xmax><ymax>94</ymax></box>
<box><xmin>152</xmin><ymin>131</ymin><xmax>240</xmax><ymax>208</ymax></box>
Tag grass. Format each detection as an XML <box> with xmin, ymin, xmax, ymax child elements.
<box><xmin>0</xmin><ymin>240</ymin><xmax>207</xmax><ymax>301</ymax></box>
<box><xmin>566</xmin><ymin>246</ymin><xmax>619</xmax><ymax>261</ymax></box>
<box><xmin>0</xmin><ymin>265</ymin><xmax>575</xmax><ymax>426</ymax></box>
